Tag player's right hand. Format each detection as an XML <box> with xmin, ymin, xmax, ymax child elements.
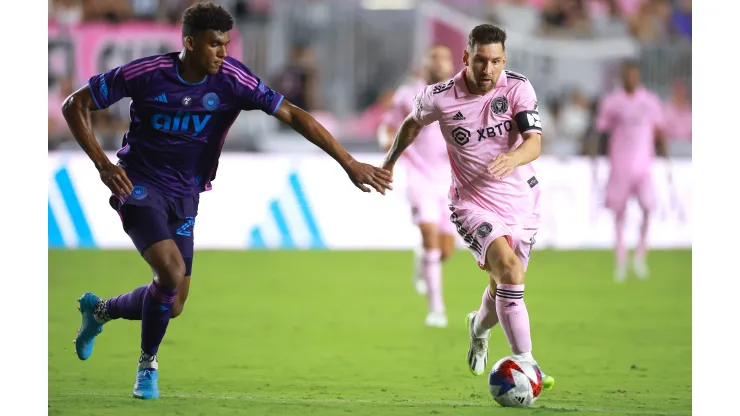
<box><xmin>99</xmin><ymin>162</ymin><xmax>134</xmax><ymax>198</ymax></box>
<box><xmin>345</xmin><ymin>159</ymin><xmax>393</xmax><ymax>195</ymax></box>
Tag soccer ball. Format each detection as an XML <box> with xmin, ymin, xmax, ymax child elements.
<box><xmin>488</xmin><ymin>355</ymin><xmax>543</xmax><ymax>407</ymax></box>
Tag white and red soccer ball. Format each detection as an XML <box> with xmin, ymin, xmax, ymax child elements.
<box><xmin>488</xmin><ymin>355</ymin><xmax>543</xmax><ymax>407</ymax></box>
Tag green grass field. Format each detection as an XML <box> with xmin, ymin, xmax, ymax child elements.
<box><xmin>48</xmin><ymin>249</ymin><xmax>691</xmax><ymax>415</ymax></box>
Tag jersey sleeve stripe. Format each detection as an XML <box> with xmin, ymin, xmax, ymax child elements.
<box><xmin>504</xmin><ymin>71</ymin><xmax>528</xmax><ymax>82</ymax></box>
<box><xmin>87</xmin><ymin>78</ymin><xmax>103</xmax><ymax>109</ymax></box>
<box><xmin>124</xmin><ymin>62</ymin><xmax>174</xmax><ymax>81</ymax></box>
<box><xmin>222</xmin><ymin>61</ymin><xmax>258</xmax><ymax>88</ymax></box>
<box><xmin>222</xmin><ymin>67</ymin><xmax>258</xmax><ymax>90</ymax></box>
<box><xmin>271</xmin><ymin>95</ymin><xmax>284</xmax><ymax>115</ymax></box>
<box><xmin>123</xmin><ymin>56</ymin><xmax>169</xmax><ymax>78</ymax></box>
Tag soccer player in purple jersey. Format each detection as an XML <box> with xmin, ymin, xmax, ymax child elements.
<box><xmin>62</xmin><ymin>2</ymin><xmax>392</xmax><ymax>400</ymax></box>
<box><xmin>381</xmin><ymin>24</ymin><xmax>554</xmax><ymax>391</ymax></box>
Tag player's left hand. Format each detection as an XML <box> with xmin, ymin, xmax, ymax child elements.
<box><xmin>345</xmin><ymin>159</ymin><xmax>393</xmax><ymax>194</ymax></box>
<box><xmin>488</xmin><ymin>152</ymin><xmax>520</xmax><ymax>179</ymax></box>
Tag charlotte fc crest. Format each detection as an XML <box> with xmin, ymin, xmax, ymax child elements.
<box><xmin>491</xmin><ymin>96</ymin><xmax>509</xmax><ymax>115</ymax></box>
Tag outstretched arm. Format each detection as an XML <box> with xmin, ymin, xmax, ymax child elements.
<box><xmin>272</xmin><ymin>99</ymin><xmax>392</xmax><ymax>194</ymax></box>
<box><xmin>381</xmin><ymin>115</ymin><xmax>424</xmax><ymax>172</ymax></box>
<box><xmin>62</xmin><ymin>85</ymin><xmax>133</xmax><ymax>197</ymax></box>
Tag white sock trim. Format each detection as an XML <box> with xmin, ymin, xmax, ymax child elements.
<box><xmin>138</xmin><ymin>352</ymin><xmax>159</xmax><ymax>370</ymax></box>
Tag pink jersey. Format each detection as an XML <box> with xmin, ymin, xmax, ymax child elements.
<box><xmin>411</xmin><ymin>69</ymin><xmax>542</xmax><ymax>225</ymax></box>
<box><xmin>663</xmin><ymin>102</ymin><xmax>692</xmax><ymax>141</ymax></box>
<box><xmin>596</xmin><ymin>86</ymin><xmax>664</xmax><ymax>176</ymax></box>
<box><xmin>384</xmin><ymin>80</ymin><xmax>450</xmax><ymax>183</ymax></box>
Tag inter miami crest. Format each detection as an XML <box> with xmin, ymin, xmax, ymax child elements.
<box><xmin>477</xmin><ymin>222</ymin><xmax>493</xmax><ymax>238</ymax></box>
<box><xmin>491</xmin><ymin>96</ymin><xmax>509</xmax><ymax>115</ymax></box>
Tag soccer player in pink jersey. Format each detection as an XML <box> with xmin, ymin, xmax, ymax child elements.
<box><xmin>595</xmin><ymin>61</ymin><xmax>667</xmax><ymax>282</ymax></box>
<box><xmin>378</xmin><ymin>45</ymin><xmax>456</xmax><ymax>328</ymax></box>
<box><xmin>381</xmin><ymin>24</ymin><xmax>554</xmax><ymax>390</ymax></box>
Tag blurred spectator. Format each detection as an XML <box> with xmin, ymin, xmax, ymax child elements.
<box><xmin>544</xmin><ymin>90</ymin><xmax>591</xmax><ymax>157</ymax></box>
<box><xmin>489</xmin><ymin>0</ymin><xmax>543</xmax><ymax>34</ymax></box>
<box><xmin>672</xmin><ymin>0</ymin><xmax>691</xmax><ymax>39</ymax></box>
<box><xmin>48</xmin><ymin>76</ymin><xmax>75</xmax><ymax>150</ymax></box>
<box><xmin>50</xmin><ymin>0</ymin><xmax>84</xmax><ymax>27</ymax></box>
<box><xmin>130</xmin><ymin>0</ymin><xmax>159</xmax><ymax>20</ymax></box>
<box><xmin>271</xmin><ymin>44</ymin><xmax>322</xmax><ymax>114</ymax></box>
<box><xmin>588</xmin><ymin>0</ymin><xmax>630</xmax><ymax>37</ymax></box>
<box><xmin>559</xmin><ymin>90</ymin><xmax>592</xmax><ymax>147</ymax></box>
<box><xmin>629</xmin><ymin>0</ymin><xmax>672</xmax><ymax>43</ymax></box>
<box><xmin>540</xmin><ymin>0</ymin><xmax>592</xmax><ymax>38</ymax></box>
<box><xmin>540</xmin><ymin>98</ymin><xmax>562</xmax><ymax>154</ymax></box>
<box><xmin>613</xmin><ymin>0</ymin><xmax>647</xmax><ymax>17</ymax></box>
<box><xmin>158</xmin><ymin>0</ymin><xmax>198</xmax><ymax>24</ymax></box>
<box><xmin>662</xmin><ymin>80</ymin><xmax>691</xmax><ymax>142</ymax></box>
<box><xmin>82</xmin><ymin>0</ymin><xmax>133</xmax><ymax>23</ymax></box>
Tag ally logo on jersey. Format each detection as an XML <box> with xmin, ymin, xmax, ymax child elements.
<box><xmin>149</xmin><ymin>91</ymin><xmax>220</xmax><ymax>136</ymax></box>
<box><xmin>151</xmin><ymin>111</ymin><xmax>212</xmax><ymax>136</ymax></box>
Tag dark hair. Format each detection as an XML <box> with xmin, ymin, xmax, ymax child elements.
<box><xmin>467</xmin><ymin>24</ymin><xmax>507</xmax><ymax>51</ymax></box>
<box><xmin>182</xmin><ymin>2</ymin><xmax>234</xmax><ymax>37</ymax></box>
<box><xmin>621</xmin><ymin>59</ymin><xmax>640</xmax><ymax>71</ymax></box>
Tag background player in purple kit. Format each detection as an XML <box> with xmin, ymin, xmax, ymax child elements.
<box><xmin>378</xmin><ymin>45</ymin><xmax>456</xmax><ymax>328</ymax></box>
<box><xmin>594</xmin><ymin>61</ymin><xmax>667</xmax><ymax>282</ymax></box>
<box><xmin>62</xmin><ymin>2</ymin><xmax>392</xmax><ymax>400</ymax></box>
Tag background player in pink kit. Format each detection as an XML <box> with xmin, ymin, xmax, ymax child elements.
<box><xmin>595</xmin><ymin>61</ymin><xmax>667</xmax><ymax>282</ymax></box>
<box><xmin>381</xmin><ymin>24</ymin><xmax>554</xmax><ymax>391</ymax></box>
<box><xmin>378</xmin><ymin>45</ymin><xmax>456</xmax><ymax>328</ymax></box>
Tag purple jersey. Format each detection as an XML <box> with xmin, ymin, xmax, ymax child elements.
<box><xmin>88</xmin><ymin>52</ymin><xmax>284</xmax><ymax>197</ymax></box>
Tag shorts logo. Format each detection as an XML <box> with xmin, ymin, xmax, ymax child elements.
<box><xmin>202</xmin><ymin>92</ymin><xmax>220</xmax><ymax>111</ymax></box>
<box><xmin>131</xmin><ymin>186</ymin><xmax>148</xmax><ymax>200</ymax></box>
<box><xmin>182</xmin><ymin>96</ymin><xmax>192</xmax><ymax>106</ymax></box>
<box><xmin>477</xmin><ymin>222</ymin><xmax>493</xmax><ymax>238</ymax></box>
<box><xmin>450</xmin><ymin>210</ymin><xmax>483</xmax><ymax>255</ymax></box>
<box><xmin>491</xmin><ymin>96</ymin><xmax>509</xmax><ymax>115</ymax></box>
<box><xmin>176</xmin><ymin>216</ymin><xmax>195</xmax><ymax>237</ymax></box>
<box><xmin>451</xmin><ymin>126</ymin><xmax>471</xmax><ymax>146</ymax></box>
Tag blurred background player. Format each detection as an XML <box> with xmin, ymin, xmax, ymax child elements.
<box><xmin>378</xmin><ymin>45</ymin><xmax>455</xmax><ymax>328</ymax></box>
<box><xmin>381</xmin><ymin>24</ymin><xmax>554</xmax><ymax>391</ymax></box>
<box><xmin>63</xmin><ymin>2</ymin><xmax>391</xmax><ymax>400</ymax></box>
<box><xmin>594</xmin><ymin>60</ymin><xmax>667</xmax><ymax>282</ymax></box>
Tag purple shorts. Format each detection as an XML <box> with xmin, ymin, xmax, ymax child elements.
<box><xmin>110</xmin><ymin>184</ymin><xmax>199</xmax><ymax>276</ymax></box>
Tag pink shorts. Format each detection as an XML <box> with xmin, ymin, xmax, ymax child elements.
<box><xmin>605</xmin><ymin>173</ymin><xmax>654</xmax><ymax>213</ymax></box>
<box><xmin>448</xmin><ymin>201</ymin><xmax>538</xmax><ymax>272</ymax></box>
<box><xmin>406</xmin><ymin>169</ymin><xmax>456</xmax><ymax>235</ymax></box>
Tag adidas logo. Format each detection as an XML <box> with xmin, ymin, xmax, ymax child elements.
<box><xmin>154</xmin><ymin>93</ymin><xmax>168</xmax><ymax>103</ymax></box>
<box><xmin>452</xmin><ymin>111</ymin><xmax>465</xmax><ymax>120</ymax></box>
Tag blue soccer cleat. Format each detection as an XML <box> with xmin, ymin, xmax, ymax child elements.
<box><xmin>74</xmin><ymin>292</ymin><xmax>104</xmax><ymax>360</ymax></box>
<box><xmin>133</xmin><ymin>368</ymin><xmax>160</xmax><ymax>399</ymax></box>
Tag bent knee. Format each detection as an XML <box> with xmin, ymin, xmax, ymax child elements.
<box><xmin>486</xmin><ymin>240</ymin><xmax>525</xmax><ymax>285</ymax></box>
<box><xmin>154</xmin><ymin>258</ymin><xmax>186</xmax><ymax>290</ymax></box>
<box><xmin>498</xmin><ymin>254</ymin><xmax>524</xmax><ymax>285</ymax></box>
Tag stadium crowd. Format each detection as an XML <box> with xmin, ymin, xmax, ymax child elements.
<box><xmin>48</xmin><ymin>0</ymin><xmax>691</xmax><ymax>156</ymax></box>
